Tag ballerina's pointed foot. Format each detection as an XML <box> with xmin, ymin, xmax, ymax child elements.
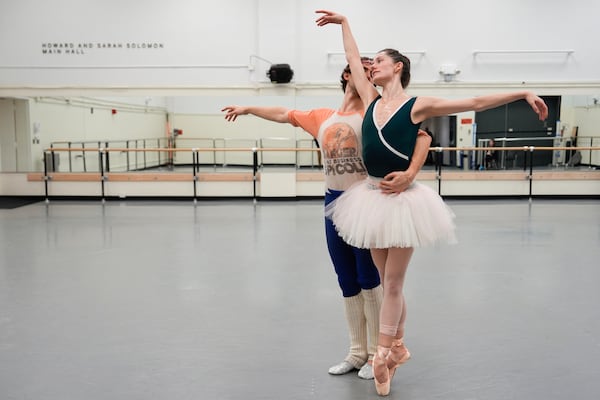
<box><xmin>373</xmin><ymin>346</ymin><xmax>391</xmax><ymax>396</ymax></box>
<box><xmin>386</xmin><ymin>339</ymin><xmax>411</xmax><ymax>381</ymax></box>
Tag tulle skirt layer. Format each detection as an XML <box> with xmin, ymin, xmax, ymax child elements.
<box><xmin>325</xmin><ymin>178</ymin><xmax>456</xmax><ymax>249</ymax></box>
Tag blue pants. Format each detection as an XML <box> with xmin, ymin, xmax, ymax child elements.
<box><xmin>325</xmin><ymin>189</ymin><xmax>381</xmax><ymax>297</ymax></box>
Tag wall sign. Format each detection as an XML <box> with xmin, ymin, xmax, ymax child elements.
<box><xmin>41</xmin><ymin>42</ymin><xmax>165</xmax><ymax>55</ymax></box>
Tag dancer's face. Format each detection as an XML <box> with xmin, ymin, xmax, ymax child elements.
<box><xmin>361</xmin><ymin>58</ymin><xmax>374</xmax><ymax>83</ymax></box>
<box><xmin>371</xmin><ymin>52</ymin><xmax>401</xmax><ymax>85</ymax></box>
<box><xmin>345</xmin><ymin>59</ymin><xmax>373</xmax><ymax>91</ymax></box>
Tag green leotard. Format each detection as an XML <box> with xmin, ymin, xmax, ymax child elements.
<box><xmin>362</xmin><ymin>96</ymin><xmax>421</xmax><ymax>178</ymax></box>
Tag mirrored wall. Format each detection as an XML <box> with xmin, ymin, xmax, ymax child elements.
<box><xmin>1</xmin><ymin>94</ymin><xmax>599</xmax><ymax>173</ymax></box>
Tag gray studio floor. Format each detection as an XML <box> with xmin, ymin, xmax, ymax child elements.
<box><xmin>1</xmin><ymin>198</ymin><xmax>599</xmax><ymax>400</ymax></box>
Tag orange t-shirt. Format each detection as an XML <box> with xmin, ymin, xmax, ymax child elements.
<box><xmin>288</xmin><ymin>109</ymin><xmax>367</xmax><ymax>191</ymax></box>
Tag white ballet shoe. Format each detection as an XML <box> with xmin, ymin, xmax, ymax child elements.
<box><xmin>328</xmin><ymin>360</ymin><xmax>356</xmax><ymax>375</ymax></box>
<box><xmin>358</xmin><ymin>360</ymin><xmax>373</xmax><ymax>380</ymax></box>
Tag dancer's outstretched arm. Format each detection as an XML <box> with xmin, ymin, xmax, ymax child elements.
<box><xmin>316</xmin><ymin>10</ymin><xmax>379</xmax><ymax>108</ymax></box>
<box><xmin>413</xmin><ymin>91</ymin><xmax>548</xmax><ymax>123</ymax></box>
<box><xmin>221</xmin><ymin>105</ymin><xmax>290</xmax><ymax>123</ymax></box>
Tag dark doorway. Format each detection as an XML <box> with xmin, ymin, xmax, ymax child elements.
<box><xmin>475</xmin><ymin>95</ymin><xmax>561</xmax><ymax>168</ymax></box>
<box><xmin>421</xmin><ymin>115</ymin><xmax>457</xmax><ymax>167</ymax></box>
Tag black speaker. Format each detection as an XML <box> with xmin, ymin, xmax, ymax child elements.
<box><xmin>267</xmin><ymin>64</ymin><xmax>294</xmax><ymax>83</ymax></box>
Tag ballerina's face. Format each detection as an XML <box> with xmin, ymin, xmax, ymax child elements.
<box><xmin>371</xmin><ymin>52</ymin><xmax>402</xmax><ymax>85</ymax></box>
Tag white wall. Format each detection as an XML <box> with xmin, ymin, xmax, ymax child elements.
<box><xmin>572</xmin><ymin>107</ymin><xmax>600</xmax><ymax>165</ymax></box>
<box><xmin>11</xmin><ymin>94</ymin><xmax>599</xmax><ymax>172</ymax></box>
<box><xmin>28</xmin><ymin>97</ymin><xmax>167</xmax><ymax>171</ymax></box>
<box><xmin>2</xmin><ymin>1</ymin><xmax>600</xmax><ymax>172</ymax></box>
<box><xmin>1</xmin><ymin>0</ymin><xmax>599</xmax><ymax>88</ymax></box>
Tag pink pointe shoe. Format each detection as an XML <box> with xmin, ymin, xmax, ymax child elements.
<box><xmin>386</xmin><ymin>339</ymin><xmax>411</xmax><ymax>382</ymax></box>
<box><xmin>373</xmin><ymin>346</ymin><xmax>391</xmax><ymax>396</ymax></box>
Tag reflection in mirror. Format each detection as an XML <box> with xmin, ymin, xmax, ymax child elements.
<box><xmin>0</xmin><ymin>95</ymin><xmax>599</xmax><ymax>173</ymax></box>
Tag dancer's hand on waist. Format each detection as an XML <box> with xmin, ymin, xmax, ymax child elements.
<box><xmin>379</xmin><ymin>170</ymin><xmax>414</xmax><ymax>194</ymax></box>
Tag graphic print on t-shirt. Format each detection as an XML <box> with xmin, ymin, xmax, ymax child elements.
<box><xmin>321</xmin><ymin>122</ymin><xmax>367</xmax><ymax>177</ymax></box>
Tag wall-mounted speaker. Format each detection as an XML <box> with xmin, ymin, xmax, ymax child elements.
<box><xmin>267</xmin><ymin>64</ymin><xmax>294</xmax><ymax>84</ymax></box>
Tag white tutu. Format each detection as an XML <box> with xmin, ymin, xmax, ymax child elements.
<box><xmin>325</xmin><ymin>177</ymin><xmax>456</xmax><ymax>249</ymax></box>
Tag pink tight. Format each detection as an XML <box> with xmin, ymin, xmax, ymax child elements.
<box><xmin>370</xmin><ymin>247</ymin><xmax>413</xmax><ymax>346</ymax></box>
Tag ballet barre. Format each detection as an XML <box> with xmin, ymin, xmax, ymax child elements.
<box><xmin>32</xmin><ymin>146</ymin><xmax>599</xmax><ymax>202</ymax></box>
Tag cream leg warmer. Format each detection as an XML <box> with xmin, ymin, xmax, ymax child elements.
<box><xmin>361</xmin><ymin>285</ymin><xmax>383</xmax><ymax>360</ymax></box>
<box><xmin>343</xmin><ymin>293</ymin><xmax>368</xmax><ymax>367</ymax></box>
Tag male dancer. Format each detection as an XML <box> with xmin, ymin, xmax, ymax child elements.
<box><xmin>221</xmin><ymin>59</ymin><xmax>382</xmax><ymax>379</ymax></box>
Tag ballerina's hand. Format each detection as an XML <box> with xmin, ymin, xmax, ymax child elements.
<box><xmin>525</xmin><ymin>93</ymin><xmax>549</xmax><ymax>121</ymax></box>
<box><xmin>315</xmin><ymin>10</ymin><xmax>346</xmax><ymax>26</ymax></box>
<box><xmin>379</xmin><ymin>171</ymin><xmax>412</xmax><ymax>194</ymax></box>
